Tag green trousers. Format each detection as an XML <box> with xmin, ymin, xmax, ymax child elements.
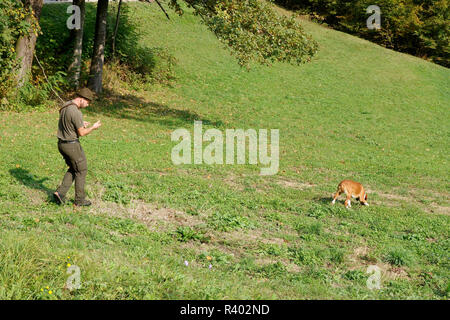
<box><xmin>56</xmin><ymin>141</ymin><xmax>87</xmax><ymax>204</ymax></box>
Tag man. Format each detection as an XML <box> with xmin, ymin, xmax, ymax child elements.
<box><xmin>53</xmin><ymin>88</ymin><xmax>101</xmax><ymax>207</ymax></box>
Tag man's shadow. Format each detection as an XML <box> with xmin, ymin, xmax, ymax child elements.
<box><xmin>9</xmin><ymin>168</ymin><xmax>54</xmax><ymax>202</ymax></box>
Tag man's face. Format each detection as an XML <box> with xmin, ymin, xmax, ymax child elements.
<box><xmin>80</xmin><ymin>98</ymin><xmax>90</xmax><ymax>108</ymax></box>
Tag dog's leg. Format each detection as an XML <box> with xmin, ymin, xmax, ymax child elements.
<box><xmin>331</xmin><ymin>191</ymin><xmax>341</xmax><ymax>205</ymax></box>
<box><xmin>345</xmin><ymin>194</ymin><xmax>351</xmax><ymax>208</ymax></box>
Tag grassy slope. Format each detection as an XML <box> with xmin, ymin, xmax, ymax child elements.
<box><xmin>0</xmin><ymin>2</ymin><xmax>448</xmax><ymax>299</ymax></box>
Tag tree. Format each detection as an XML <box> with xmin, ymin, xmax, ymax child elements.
<box><xmin>68</xmin><ymin>0</ymin><xmax>86</xmax><ymax>89</ymax></box>
<box><xmin>0</xmin><ymin>0</ymin><xmax>32</xmax><ymax>98</ymax></box>
<box><xmin>15</xmin><ymin>0</ymin><xmax>43</xmax><ymax>87</ymax></box>
<box><xmin>88</xmin><ymin>0</ymin><xmax>318</xmax><ymax>93</ymax></box>
<box><xmin>179</xmin><ymin>0</ymin><xmax>318</xmax><ymax>67</ymax></box>
<box><xmin>88</xmin><ymin>0</ymin><xmax>109</xmax><ymax>93</ymax></box>
<box><xmin>111</xmin><ymin>0</ymin><xmax>123</xmax><ymax>58</ymax></box>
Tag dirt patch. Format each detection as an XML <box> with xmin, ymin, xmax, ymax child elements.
<box><xmin>223</xmin><ymin>174</ymin><xmax>245</xmax><ymax>191</ymax></box>
<box><xmin>277</xmin><ymin>179</ymin><xmax>315</xmax><ymax>190</ymax></box>
<box><xmin>425</xmin><ymin>204</ymin><xmax>450</xmax><ymax>216</ymax></box>
<box><xmin>364</xmin><ymin>185</ymin><xmax>411</xmax><ymax>202</ymax></box>
<box><xmin>347</xmin><ymin>246</ymin><xmax>410</xmax><ymax>281</ymax></box>
<box><xmin>88</xmin><ymin>182</ymin><xmax>206</xmax><ymax>230</ymax></box>
<box><xmin>179</xmin><ymin>225</ymin><xmax>297</xmax><ymax>270</ymax></box>
<box><xmin>366</xmin><ymin>187</ymin><xmax>450</xmax><ymax>215</ymax></box>
<box><xmin>348</xmin><ymin>246</ymin><xmax>371</xmax><ymax>264</ymax></box>
<box><xmin>373</xmin><ymin>192</ymin><xmax>411</xmax><ymax>202</ymax></box>
<box><xmin>91</xmin><ymin>199</ymin><xmax>205</xmax><ymax>232</ymax></box>
<box><xmin>224</xmin><ymin>229</ymin><xmax>287</xmax><ymax>246</ymax></box>
<box><xmin>24</xmin><ymin>189</ymin><xmax>46</xmax><ymax>206</ymax></box>
<box><xmin>285</xmin><ymin>263</ymin><xmax>302</xmax><ymax>273</ymax></box>
<box><xmin>223</xmin><ymin>174</ymin><xmax>270</xmax><ymax>193</ymax></box>
<box><xmin>178</xmin><ymin>240</ymin><xmax>246</xmax><ymax>265</ymax></box>
<box><xmin>255</xmin><ymin>257</ymin><xmax>302</xmax><ymax>273</ymax></box>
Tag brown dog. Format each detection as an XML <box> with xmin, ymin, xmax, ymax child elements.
<box><xmin>332</xmin><ymin>180</ymin><xmax>369</xmax><ymax>208</ymax></box>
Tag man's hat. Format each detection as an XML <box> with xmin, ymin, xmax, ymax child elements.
<box><xmin>76</xmin><ymin>87</ymin><xmax>95</xmax><ymax>101</ymax></box>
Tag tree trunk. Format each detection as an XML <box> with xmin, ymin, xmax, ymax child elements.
<box><xmin>112</xmin><ymin>0</ymin><xmax>123</xmax><ymax>58</ymax></box>
<box><xmin>88</xmin><ymin>0</ymin><xmax>109</xmax><ymax>93</ymax></box>
<box><xmin>68</xmin><ymin>0</ymin><xmax>86</xmax><ymax>89</ymax></box>
<box><xmin>15</xmin><ymin>0</ymin><xmax>44</xmax><ymax>87</ymax></box>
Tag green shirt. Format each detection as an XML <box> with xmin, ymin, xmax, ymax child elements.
<box><xmin>57</xmin><ymin>100</ymin><xmax>84</xmax><ymax>141</ymax></box>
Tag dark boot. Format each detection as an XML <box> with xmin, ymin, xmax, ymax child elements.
<box><xmin>74</xmin><ymin>199</ymin><xmax>92</xmax><ymax>207</ymax></box>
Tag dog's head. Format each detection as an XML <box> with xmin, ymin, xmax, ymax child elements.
<box><xmin>360</xmin><ymin>193</ymin><xmax>368</xmax><ymax>204</ymax></box>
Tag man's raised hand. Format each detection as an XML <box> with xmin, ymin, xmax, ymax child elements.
<box><xmin>77</xmin><ymin>120</ymin><xmax>101</xmax><ymax>137</ymax></box>
<box><xmin>92</xmin><ymin>121</ymin><xmax>102</xmax><ymax>130</ymax></box>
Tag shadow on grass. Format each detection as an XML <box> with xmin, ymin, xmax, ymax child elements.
<box><xmin>9</xmin><ymin>168</ymin><xmax>54</xmax><ymax>201</ymax></box>
<box><xmin>38</xmin><ymin>3</ymin><xmax>225</xmax><ymax>127</ymax></box>
<box><xmin>314</xmin><ymin>196</ymin><xmax>333</xmax><ymax>205</ymax></box>
<box><xmin>314</xmin><ymin>196</ymin><xmax>366</xmax><ymax>208</ymax></box>
<box><xmin>87</xmin><ymin>88</ymin><xmax>224</xmax><ymax>128</ymax></box>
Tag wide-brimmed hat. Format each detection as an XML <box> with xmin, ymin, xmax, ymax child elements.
<box><xmin>76</xmin><ymin>87</ymin><xmax>95</xmax><ymax>101</ymax></box>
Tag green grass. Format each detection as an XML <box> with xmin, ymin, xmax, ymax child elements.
<box><xmin>0</xmin><ymin>2</ymin><xmax>448</xmax><ymax>299</ymax></box>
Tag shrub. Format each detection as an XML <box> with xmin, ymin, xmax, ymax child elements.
<box><xmin>288</xmin><ymin>246</ymin><xmax>321</xmax><ymax>266</ymax></box>
<box><xmin>329</xmin><ymin>247</ymin><xmax>345</xmax><ymax>264</ymax></box>
<box><xmin>0</xmin><ymin>0</ymin><xmax>35</xmax><ymax>101</ymax></box>
<box><xmin>257</xmin><ymin>262</ymin><xmax>287</xmax><ymax>278</ymax></box>
<box><xmin>306</xmin><ymin>203</ymin><xmax>328</xmax><ymax>218</ymax></box>
<box><xmin>174</xmin><ymin>226</ymin><xmax>210</xmax><ymax>243</ymax></box>
<box><xmin>191</xmin><ymin>0</ymin><xmax>318</xmax><ymax>68</ymax></box>
<box><xmin>294</xmin><ymin>221</ymin><xmax>323</xmax><ymax>235</ymax></box>
<box><xmin>385</xmin><ymin>247</ymin><xmax>414</xmax><ymax>266</ymax></box>
<box><xmin>34</xmin><ymin>2</ymin><xmax>177</xmax><ymax>96</ymax></box>
<box><xmin>274</xmin><ymin>0</ymin><xmax>449</xmax><ymax>67</ymax></box>
<box><xmin>343</xmin><ymin>269</ymin><xmax>366</xmax><ymax>281</ymax></box>
<box><xmin>208</xmin><ymin>211</ymin><xmax>255</xmax><ymax>231</ymax></box>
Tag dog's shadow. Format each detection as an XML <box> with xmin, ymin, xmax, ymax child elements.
<box><xmin>314</xmin><ymin>196</ymin><xmax>367</xmax><ymax>208</ymax></box>
<box><xmin>314</xmin><ymin>196</ymin><xmax>353</xmax><ymax>206</ymax></box>
<box><xmin>314</xmin><ymin>197</ymin><xmax>334</xmax><ymax>205</ymax></box>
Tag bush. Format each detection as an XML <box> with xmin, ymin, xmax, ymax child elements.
<box><xmin>288</xmin><ymin>246</ymin><xmax>321</xmax><ymax>265</ymax></box>
<box><xmin>385</xmin><ymin>247</ymin><xmax>414</xmax><ymax>266</ymax></box>
<box><xmin>174</xmin><ymin>226</ymin><xmax>210</xmax><ymax>243</ymax></box>
<box><xmin>196</xmin><ymin>0</ymin><xmax>318</xmax><ymax>67</ymax></box>
<box><xmin>34</xmin><ymin>2</ymin><xmax>177</xmax><ymax>94</ymax></box>
<box><xmin>0</xmin><ymin>0</ymin><xmax>34</xmax><ymax>101</ymax></box>
<box><xmin>208</xmin><ymin>211</ymin><xmax>255</xmax><ymax>231</ymax></box>
<box><xmin>106</xmin><ymin>3</ymin><xmax>177</xmax><ymax>85</ymax></box>
<box><xmin>329</xmin><ymin>247</ymin><xmax>345</xmax><ymax>264</ymax></box>
<box><xmin>274</xmin><ymin>0</ymin><xmax>449</xmax><ymax>67</ymax></box>
<box><xmin>343</xmin><ymin>269</ymin><xmax>366</xmax><ymax>281</ymax></box>
<box><xmin>306</xmin><ymin>203</ymin><xmax>328</xmax><ymax>218</ymax></box>
<box><xmin>294</xmin><ymin>221</ymin><xmax>323</xmax><ymax>235</ymax></box>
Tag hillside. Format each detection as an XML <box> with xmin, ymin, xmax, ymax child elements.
<box><xmin>0</xmin><ymin>2</ymin><xmax>448</xmax><ymax>299</ymax></box>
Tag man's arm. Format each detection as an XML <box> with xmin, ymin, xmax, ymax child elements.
<box><xmin>77</xmin><ymin>121</ymin><xmax>102</xmax><ymax>137</ymax></box>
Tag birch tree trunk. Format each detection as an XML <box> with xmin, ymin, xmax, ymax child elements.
<box><xmin>112</xmin><ymin>0</ymin><xmax>123</xmax><ymax>58</ymax></box>
<box><xmin>68</xmin><ymin>0</ymin><xmax>86</xmax><ymax>89</ymax></box>
<box><xmin>88</xmin><ymin>0</ymin><xmax>109</xmax><ymax>93</ymax></box>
